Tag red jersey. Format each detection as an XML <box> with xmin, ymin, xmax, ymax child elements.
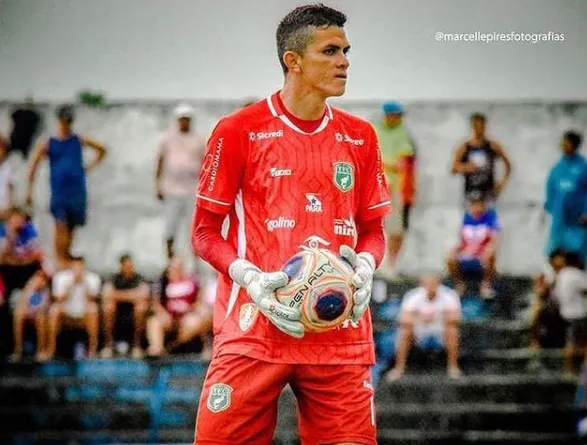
<box><xmin>195</xmin><ymin>92</ymin><xmax>391</xmax><ymax>365</ymax></box>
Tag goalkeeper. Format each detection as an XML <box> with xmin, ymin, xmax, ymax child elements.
<box><xmin>190</xmin><ymin>4</ymin><xmax>391</xmax><ymax>445</ymax></box>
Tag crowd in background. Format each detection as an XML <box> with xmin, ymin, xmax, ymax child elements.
<box><xmin>0</xmin><ymin>98</ymin><xmax>586</xmax><ymax>380</ymax></box>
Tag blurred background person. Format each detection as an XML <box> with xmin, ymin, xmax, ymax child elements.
<box><xmin>529</xmin><ymin>248</ymin><xmax>568</xmax><ymax>359</ymax></box>
<box><xmin>46</xmin><ymin>256</ymin><xmax>101</xmax><ymax>360</ymax></box>
<box><xmin>10</xmin><ymin>269</ymin><xmax>51</xmax><ymax>362</ymax></box>
<box><xmin>451</xmin><ymin>113</ymin><xmax>512</xmax><ymax>203</ymax></box>
<box><xmin>101</xmin><ymin>254</ymin><xmax>150</xmax><ymax>359</ymax></box>
<box><xmin>147</xmin><ymin>256</ymin><xmax>203</xmax><ymax>357</ymax></box>
<box><xmin>552</xmin><ymin>251</ymin><xmax>587</xmax><ymax>378</ymax></box>
<box><xmin>0</xmin><ymin>138</ymin><xmax>15</xmax><ymax>221</ymax></box>
<box><xmin>9</xmin><ymin>97</ymin><xmax>42</xmax><ymax>160</ymax></box>
<box><xmin>26</xmin><ymin>105</ymin><xmax>107</xmax><ymax>268</ymax></box>
<box><xmin>447</xmin><ymin>192</ymin><xmax>501</xmax><ymax>297</ymax></box>
<box><xmin>544</xmin><ymin>131</ymin><xmax>587</xmax><ymax>262</ymax></box>
<box><xmin>155</xmin><ymin>103</ymin><xmax>206</xmax><ymax>260</ymax></box>
<box><xmin>374</xmin><ymin>100</ymin><xmax>417</xmax><ymax>280</ymax></box>
<box><xmin>385</xmin><ymin>273</ymin><xmax>462</xmax><ymax>381</ymax></box>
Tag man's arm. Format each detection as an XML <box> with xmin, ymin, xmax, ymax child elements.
<box><xmin>451</xmin><ymin>142</ymin><xmax>477</xmax><ymax>175</ymax></box>
<box><xmin>80</xmin><ymin>136</ymin><xmax>107</xmax><ymax>173</ymax></box>
<box><xmin>155</xmin><ymin>151</ymin><xmax>165</xmax><ymax>201</ymax></box>
<box><xmin>491</xmin><ymin>140</ymin><xmax>512</xmax><ymax>194</ymax></box>
<box><xmin>25</xmin><ymin>139</ymin><xmax>49</xmax><ymax>206</ymax></box>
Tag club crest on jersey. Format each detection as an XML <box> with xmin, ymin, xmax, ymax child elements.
<box><xmin>239</xmin><ymin>303</ymin><xmax>259</xmax><ymax>332</ymax></box>
<box><xmin>207</xmin><ymin>383</ymin><xmax>233</xmax><ymax>413</ymax></box>
<box><xmin>333</xmin><ymin>162</ymin><xmax>355</xmax><ymax>192</ymax></box>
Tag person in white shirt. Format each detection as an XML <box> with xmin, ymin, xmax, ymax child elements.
<box><xmin>385</xmin><ymin>273</ymin><xmax>462</xmax><ymax>381</ymax></box>
<box><xmin>0</xmin><ymin>140</ymin><xmax>14</xmax><ymax>221</ymax></box>
<box><xmin>46</xmin><ymin>256</ymin><xmax>101</xmax><ymax>360</ymax></box>
<box><xmin>552</xmin><ymin>251</ymin><xmax>587</xmax><ymax>377</ymax></box>
<box><xmin>155</xmin><ymin>103</ymin><xmax>206</xmax><ymax>259</ymax></box>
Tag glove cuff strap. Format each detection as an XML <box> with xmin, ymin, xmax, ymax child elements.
<box><xmin>358</xmin><ymin>252</ymin><xmax>376</xmax><ymax>271</ymax></box>
<box><xmin>229</xmin><ymin>259</ymin><xmax>261</xmax><ymax>287</ymax></box>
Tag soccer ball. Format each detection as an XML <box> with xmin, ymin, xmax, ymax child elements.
<box><xmin>275</xmin><ymin>247</ymin><xmax>355</xmax><ymax>333</ymax></box>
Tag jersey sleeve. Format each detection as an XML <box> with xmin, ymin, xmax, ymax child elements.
<box><xmin>489</xmin><ymin>210</ymin><xmax>502</xmax><ymax>232</ymax></box>
<box><xmin>195</xmin><ymin>118</ymin><xmax>246</xmax><ymax>215</ymax></box>
<box><xmin>358</xmin><ymin>126</ymin><xmax>392</xmax><ymax>222</ymax></box>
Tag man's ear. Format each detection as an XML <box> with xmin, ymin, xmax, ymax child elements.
<box><xmin>283</xmin><ymin>51</ymin><xmax>302</xmax><ymax>73</ymax></box>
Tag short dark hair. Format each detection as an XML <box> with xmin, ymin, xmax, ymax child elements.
<box><xmin>119</xmin><ymin>253</ymin><xmax>132</xmax><ymax>264</ymax></box>
<box><xmin>56</xmin><ymin>104</ymin><xmax>75</xmax><ymax>123</ymax></box>
<box><xmin>564</xmin><ymin>130</ymin><xmax>583</xmax><ymax>152</ymax></box>
<box><xmin>470</xmin><ymin>112</ymin><xmax>486</xmax><ymax>123</ymax></box>
<box><xmin>70</xmin><ymin>255</ymin><xmax>85</xmax><ymax>263</ymax></box>
<box><xmin>276</xmin><ymin>3</ymin><xmax>347</xmax><ymax>74</ymax></box>
<box><xmin>549</xmin><ymin>248</ymin><xmax>566</xmax><ymax>261</ymax></box>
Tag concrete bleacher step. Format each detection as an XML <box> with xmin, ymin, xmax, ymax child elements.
<box><xmin>375</xmin><ymin>375</ymin><xmax>576</xmax><ymax>405</ymax></box>
<box><xmin>3</xmin><ymin>428</ymin><xmax>576</xmax><ymax>445</ymax></box>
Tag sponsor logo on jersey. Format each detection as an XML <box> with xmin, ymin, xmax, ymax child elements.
<box><xmin>303</xmin><ymin>235</ymin><xmax>331</xmax><ymax>249</ymax></box>
<box><xmin>207</xmin><ymin>383</ymin><xmax>233</xmax><ymax>413</ymax></box>
<box><xmin>205</xmin><ymin>137</ymin><xmax>223</xmax><ymax>192</ymax></box>
<box><xmin>239</xmin><ymin>303</ymin><xmax>258</xmax><ymax>332</ymax></box>
<box><xmin>265</xmin><ymin>217</ymin><xmax>296</xmax><ymax>232</ymax></box>
<box><xmin>270</xmin><ymin>167</ymin><xmax>292</xmax><ymax>177</ymax></box>
<box><xmin>249</xmin><ymin>130</ymin><xmax>284</xmax><ymax>141</ymax></box>
<box><xmin>333</xmin><ymin>162</ymin><xmax>355</xmax><ymax>192</ymax></box>
<box><xmin>335</xmin><ymin>132</ymin><xmax>364</xmax><ymax>146</ymax></box>
<box><xmin>305</xmin><ymin>193</ymin><xmax>322</xmax><ymax>213</ymax></box>
<box><xmin>334</xmin><ymin>218</ymin><xmax>357</xmax><ymax>237</ymax></box>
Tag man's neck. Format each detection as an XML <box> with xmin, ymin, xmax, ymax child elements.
<box><xmin>279</xmin><ymin>82</ymin><xmax>327</xmax><ymax>121</ymax></box>
<box><xmin>58</xmin><ymin>127</ymin><xmax>72</xmax><ymax>139</ymax></box>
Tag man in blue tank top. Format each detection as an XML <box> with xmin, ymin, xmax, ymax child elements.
<box><xmin>26</xmin><ymin>105</ymin><xmax>107</xmax><ymax>267</ymax></box>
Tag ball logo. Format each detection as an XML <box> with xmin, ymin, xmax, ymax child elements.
<box><xmin>265</xmin><ymin>217</ymin><xmax>296</xmax><ymax>232</ymax></box>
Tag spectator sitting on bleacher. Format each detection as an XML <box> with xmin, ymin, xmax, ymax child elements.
<box><xmin>0</xmin><ymin>138</ymin><xmax>15</xmax><ymax>221</ymax></box>
<box><xmin>101</xmin><ymin>254</ymin><xmax>150</xmax><ymax>359</ymax></box>
<box><xmin>384</xmin><ymin>273</ymin><xmax>462</xmax><ymax>382</ymax></box>
<box><xmin>447</xmin><ymin>191</ymin><xmax>501</xmax><ymax>298</ymax></box>
<box><xmin>552</xmin><ymin>251</ymin><xmax>587</xmax><ymax>378</ymax></box>
<box><xmin>46</xmin><ymin>256</ymin><xmax>101</xmax><ymax>360</ymax></box>
<box><xmin>147</xmin><ymin>256</ymin><xmax>204</xmax><ymax>357</ymax></box>
<box><xmin>11</xmin><ymin>269</ymin><xmax>51</xmax><ymax>362</ymax></box>
<box><xmin>0</xmin><ymin>207</ymin><xmax>43</xmax><ymax>303</ymax></box>
<box><xmin>529</xmin><ymin>249</ymin><xmax>568</xmax><ymax>356</ymax></box>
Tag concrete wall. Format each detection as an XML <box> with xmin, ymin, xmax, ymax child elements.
<box><xmin>1</xmin><ymin>0</ymin><xmax>586</xmax><ymax>102</ymax></box>
<box><xmin>2</xmin><ymin>101</ymin><xmax>586</xmax><ymax>276</ymax></box>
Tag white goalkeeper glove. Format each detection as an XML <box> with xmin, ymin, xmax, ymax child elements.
<box><xmin>339</xmin><ymin>245</ymin><xmax>376</xmax><ymax>323</ymax></box>
<box><xmin>229</xmin><ymin>259</ymin><xmax>304</xmax><ymax>338</ymax></box>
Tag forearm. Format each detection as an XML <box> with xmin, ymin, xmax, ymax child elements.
<box><xmin>355</xmin><ymin>216</ymin><xmax>386</xmax><ymax>268</ymax></box>
<box><xmin>191</xmin><ymin>207</ymin><xmax>238</xmax><ymax>276</ymax></box>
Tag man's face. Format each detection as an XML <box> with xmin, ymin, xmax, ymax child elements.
<box><xmin>72</xmin><ymin>260</ymin><xmax>85</xmax><ymax>277</ymax></box>
<box><xmin>561</xmin><ymin>137</ymin><xmax>575</xmax><ymax>155</ymax></box>
<box><xmin>120</xmin><ymin>259</ymin><xmax>135</xmax><ymax>276</ymax></box>
<box><xmin>472</xmin><ymin>118</ymin><xmax>486</xmax><ymax>136</ymax></box>
<box><xmin>295</xmin><ymin>26</ymin><xmax>350</xmax><ymax>98</ymax></box>
<box><xmin>384</xmin><ymin>113</ymin><xmax>402</xmax><ymax>127</ymax></box>
<box><xmin>178</xmin><ymin>117</ymin><xmax>191</xmax><ymax>133</ymax></box>
<box><xmin>421</xmin><ymin>275</ymin><xmax>441</xmax><ymax>298</ymax></box>
<box><xmin>6</xmin><ymin>213</ymin><xmax>25</xmax><ymax>233</ymax></box>
<box><xmin>551</xmin><ymin>254</ymin><xmax>566</xmax><ymax>272</ymax></box>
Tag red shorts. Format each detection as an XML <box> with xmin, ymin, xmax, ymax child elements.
<box><xmin>194</xmin><ymin>354</ymin><xmax>376</xmax><ymax>445</ymax></box>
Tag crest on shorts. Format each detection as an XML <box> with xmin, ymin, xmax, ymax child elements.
<box><xmin>333</xmin><ymin>162</ymin><xmax>355</xmax><ymax>192</ymax></box>
<box><xmin>239</xmin><ymin>303</ymin><xmax>259</xmax><ymax>332</ymax></box>
<box><xmin>207</xmin><ymin>383</ymin><xmax>233</xmax><ymax>413</ymax></box>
